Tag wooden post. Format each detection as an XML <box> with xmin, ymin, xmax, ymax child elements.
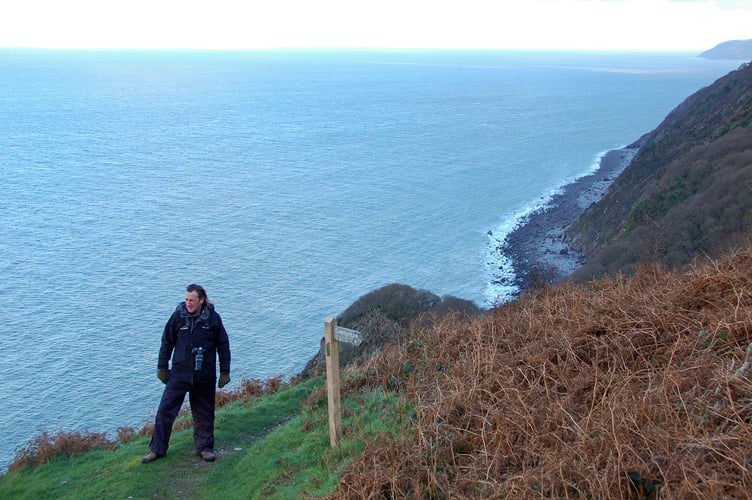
<box><xmin>325</xmin><ymin>317</ymin><xmax>342</xmax><ymax>447</ymax></box>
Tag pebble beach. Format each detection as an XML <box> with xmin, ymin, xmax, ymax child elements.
<box><xmin>499</xmin><ymin>147</ymin><xmax>638</xmax><ymax>294</ymax></box>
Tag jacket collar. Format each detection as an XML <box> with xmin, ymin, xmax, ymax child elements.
<box><xmin>177</xmin><ymin>302</ymin><xmax>211</xmax><ymax>322</ymax></box>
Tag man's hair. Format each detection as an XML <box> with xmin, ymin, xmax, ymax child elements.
<box><xmin>186</xmin><ymin>283</ymin><xmax>208</xmax><ymax>303</ymax></box>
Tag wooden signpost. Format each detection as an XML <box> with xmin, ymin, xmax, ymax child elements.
<box><xmin>324</xmin><ymin>317</ymin><xmax>363</xmax><ymax>447</ymax></box>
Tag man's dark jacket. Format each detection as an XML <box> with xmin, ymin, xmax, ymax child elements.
<box><xmin>158</xmin><ymin>302</ymin><xmax>231</xmax><ymax>384</ymax></box>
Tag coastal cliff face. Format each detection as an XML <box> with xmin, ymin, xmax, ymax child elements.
<box><xmin>566</xmin><ymin>60</ymin><xmax>752</xmax><ymax>282</ymax></box>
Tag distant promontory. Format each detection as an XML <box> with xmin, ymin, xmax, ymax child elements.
<box><xmin>699</xmin><ymin>39</ymin><xmax>752</xmax><ymax>60</ymax></box>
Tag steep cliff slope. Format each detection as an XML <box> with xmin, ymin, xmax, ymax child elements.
<box><xmin>566</xmin><ymin>61</ymin><xmax>752</xmax><ymax>281</ymax></box>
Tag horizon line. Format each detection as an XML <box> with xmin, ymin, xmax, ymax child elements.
<box><xmin>0</xmin><ymin>46</ymin><xmax>707</xmax><ymax>54</ymax></box>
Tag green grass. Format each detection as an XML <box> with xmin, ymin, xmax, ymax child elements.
<box><xmin>209</xmin><ymin>387</ymin><xmax>412</xmax><ymax>499</ymax></box>
<box><xmin>0</xmin><ymin>376</ymin><xmax>412</xmax><ymax>499</ymax></box>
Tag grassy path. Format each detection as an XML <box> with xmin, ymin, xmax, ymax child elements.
<box><xmin>151</xmin><ymin>416</ymin><xmax>294</xmax><ymax>498</ymax></box>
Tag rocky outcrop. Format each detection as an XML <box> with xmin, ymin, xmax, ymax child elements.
<box><xmin>297</xmin><ymin>283</ymin><xmax>481</xmax><ymax>378</ymax></box>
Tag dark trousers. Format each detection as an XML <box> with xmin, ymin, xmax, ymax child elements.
<box><xmin>149</xmin><ymin>377</ymin><xmax>216</xmax><ymax>456</ymax></box>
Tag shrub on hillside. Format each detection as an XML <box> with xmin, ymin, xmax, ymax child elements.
<box><xmin>430</xmin><ymin>295</ymin><xmax>482</xmax><ymax>318</ymax></box>
<box><xmin>215</xmin><ymin>375</ymin><xmax>286</xmax><ymax>409</ymax></box>
<box><xmin>338</xmin><ymin>284</ymin><xmax>441</xmax><ymax>326</ymax></box>
<box><xmin>338</xmin><ymin>283</ymin><xmax>481</xmax><ymax>327</ymax></box>
<box><xmin>9</xmin><ymin>430</ymin><xmax>115</xmax><ymax>473</ymax></box>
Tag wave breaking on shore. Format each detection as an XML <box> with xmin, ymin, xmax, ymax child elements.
<box><xmin>485</xmin><ymin>147</ymin><xmax>638</xmax><ymax>304</ymax></box>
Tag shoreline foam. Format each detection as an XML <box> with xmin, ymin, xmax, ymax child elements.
<box><xmin>488</xmin><ymin>147</ymin><xmax>638</xmax><ymax>301</ymax></box>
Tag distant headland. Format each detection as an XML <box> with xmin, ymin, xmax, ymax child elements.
<box><xmin>699</xmin><ymin>39</ymin><xmax>752</xmax><ymax>60</ymax></box>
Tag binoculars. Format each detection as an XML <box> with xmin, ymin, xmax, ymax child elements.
<box><xmin>192</xmin><ymin>347</ymin><xmax>204</xmax><ymax>371</ymax></box>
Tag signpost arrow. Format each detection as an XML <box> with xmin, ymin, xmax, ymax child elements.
<box><xmin>334</xmin><ymin>326</ymin><xmax>363</xmax><ymax>346</ymax></box>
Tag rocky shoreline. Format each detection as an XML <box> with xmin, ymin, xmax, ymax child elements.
<box><xmin>497</xmin><ymin>147</ymin><xmax>638</xmax><ymax>295</ymax></box>
<box><xmin>299</xmin><ymin>149</ymin><xmax>638</xmax><ymax>378</ymax></box>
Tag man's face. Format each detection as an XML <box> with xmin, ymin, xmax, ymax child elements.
<box><xmin>185</xmin><ymin>291</ymin><xmax>204</xmax><ymax>315</ymax></box>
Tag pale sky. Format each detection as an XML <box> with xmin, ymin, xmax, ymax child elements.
<box><xmin>0</xmin><ymin>0</ymin><xmax>750</xmax><ymax>52</ymax></box>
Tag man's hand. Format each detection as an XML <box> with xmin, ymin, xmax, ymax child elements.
<box><xmin>218</xmin><ymin>372</ymin><xmax>230</xmax><ymax>388</ymax></box>
<box><xmin>157</xmin><ymin>369</ymin><xmax>169</xmax><ymax>384</ymax></box>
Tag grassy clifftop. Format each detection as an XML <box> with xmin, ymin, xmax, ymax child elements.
<box><xmin>0</xmin><ymin>376</ymin><xmax>411</xmax><ymax>498</ymax></box>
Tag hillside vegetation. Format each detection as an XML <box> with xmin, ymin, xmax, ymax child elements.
<box><xmin>566</xmin><ymin>60</ymin><xmax>752</xmax><ymax>282</ymax></box>
<box><xmin>332</xmin><ymin>243</ymin><xmax>752</xmax><ymax>497</ymax></box>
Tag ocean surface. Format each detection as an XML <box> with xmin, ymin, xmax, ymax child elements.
<box><xmin>0</xmin><ymin>49</ymin><xmax>742</xmax><ymax>470</ymax></box>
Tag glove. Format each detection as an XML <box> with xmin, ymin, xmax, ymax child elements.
<box><xmin>157</xmin><ymin>369</ymin><xmax>169</xmax><ymax>384</ymax></box>
<box><xmin>218</xmin><ymin>372</ymin><xmax>230</xmax><ymax>388</ymax></box>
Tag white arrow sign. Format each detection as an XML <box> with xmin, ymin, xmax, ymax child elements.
<box><xmin>334</xmin><ymin>326</ymin><xmax>363</xmax><ymax>346</ymax></box>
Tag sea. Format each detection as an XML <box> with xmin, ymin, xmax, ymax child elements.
<box><xmin>0</xmin><ymin>48</ymin><xmax>743</xmax><ymax>471</ymax></box>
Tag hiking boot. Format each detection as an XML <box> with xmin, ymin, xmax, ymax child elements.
<box><xmin>199</xmin><ymin>450</ymin><xmax>216</xmax><ymax>462</ymax></box>
<box><xmin>141</xmin><ymin>451</ymin><xmax>163</xmax><ymax>464</ymax></box>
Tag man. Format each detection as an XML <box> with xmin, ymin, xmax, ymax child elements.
<box><xmin>142</xmin><ymin>284</ymin><xmax>231</xmax><ymax>464</ymax></box>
